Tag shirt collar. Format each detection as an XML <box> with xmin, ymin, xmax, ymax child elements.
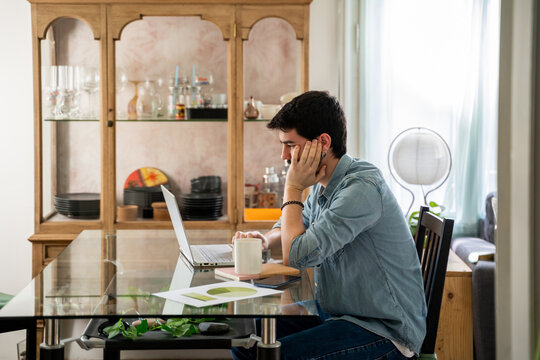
<box><xmin>319</xmin><ymin>154</ymin><xmax>353</xmax><ymax>200</ymax></box>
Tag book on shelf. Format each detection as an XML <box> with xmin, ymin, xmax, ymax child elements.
<box><xmin>214</xmin><ymin>262</ymin><xmax>300</xmax><ymax>281</ymax></box>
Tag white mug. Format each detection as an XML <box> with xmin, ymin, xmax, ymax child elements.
<box><xmin>234</xmin><ymin>238</ymin><xmax>262</xmax><ymax>275</ymax></box>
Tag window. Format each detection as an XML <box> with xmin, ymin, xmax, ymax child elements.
<box><xmin>339</xmin><ymin>0</ymin><xmax>500</xmax><ymax>235</ymax></box>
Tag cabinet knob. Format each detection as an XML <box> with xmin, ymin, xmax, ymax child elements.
<box><xmin>107</xmin><ymin>121</ymin><xmax>114</xmax><ymax>127</ymax></box>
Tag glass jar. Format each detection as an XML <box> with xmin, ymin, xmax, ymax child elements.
<box><xmin>167</xmin><ymin>85</ymin><xmax>184</xmax><ymax>119</ymax></box>
<box><xmin>136</xmin><ymin>80</ymin><xmax>162</xmax><ymax>119</ymax></box>
<box><xmin>259</xmin><ymin>167</ymin><xmax>280</xmax><ymax>208</ymax></box>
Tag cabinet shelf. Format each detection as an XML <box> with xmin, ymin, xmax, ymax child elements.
<box><xmin>44</xmin><ymin>118</ymin><xmax>228</xmax><ymax>122</ymax></box>
<box><xmin>44</xmin><ymin>118</ymin><xmax>273</xmax><ymax>122</ymax></box>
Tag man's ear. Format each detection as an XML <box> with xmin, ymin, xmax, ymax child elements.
<box><xmin>318</xmin><ymin>133</ymin><xmax>332</xmax><ymax>152</ymax></box>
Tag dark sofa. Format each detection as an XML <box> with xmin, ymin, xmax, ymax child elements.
<box><xmin>450</xmin><ymin>192</ymin><xmax>496</xmax><ymax>360</ymax></box>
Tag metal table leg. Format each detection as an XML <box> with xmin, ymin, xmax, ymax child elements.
<box><xmin>257</xmin><ymin>318</ymin><xmax>280</xmax><ymax>360</ymax></box>
<box><xmin>40</xmin><ymin>319</ymin><xmax>64</xmax><ymax>360</ymax></box>
<box><xmin>26</xmin><ymin>321</ymin><xmax>37</xmax><ymax>360</ymax></box>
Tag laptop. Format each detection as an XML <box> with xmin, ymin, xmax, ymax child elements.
<box><xmin>161</xmin><ymin>185</ymin><xmax>234</xmax><ymax>267</ymax></box>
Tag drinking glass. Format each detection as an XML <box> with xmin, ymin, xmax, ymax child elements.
<box><xmin>116</xmin><ymin>67</ymin><xmax>128</xmax><ymax>119</ymax></box>
<box><xmin>81</xmin><ymin>66</ymin><xmax>100</xmax><ymax>119</ymax></box>
<box><xmin>194</xmin><ymin>72</ymin><xmax>214</xmax><ymax>108</ymax></box>
<box><xmin>42</xmin><ymin>65</ymin><xmax>58</xmax><ymax>119</ymax></box>
<box><xmin>60</xmin><ymin>65</ymin><xmax>82</xmax><ymax>118</ymax></box>
<box><xmin>55</xmin><ymin>65</ymin><xmax>81</xmax><ymax>119</ymax></box>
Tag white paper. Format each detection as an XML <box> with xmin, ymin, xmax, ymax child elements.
<box><xmin>153</xmin><ymin>281</ymin><xmax>282</xmax><ymax>308</ymax></box>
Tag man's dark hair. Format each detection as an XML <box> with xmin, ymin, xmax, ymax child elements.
<box><xmin>267</xmin><ymin>91</ymin><xmax>347</xmax><ymax>158</ymax></box>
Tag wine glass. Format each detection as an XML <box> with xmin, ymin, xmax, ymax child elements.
<box><xmin>42</xmin><ymin>65</ymin><xmax>58</xmax><ymax>119</ymax></box>
<box><xmin>55</xmin><ymin>66</ymin><xmax>81</xmax><ymax>119</ymax></box>
<box><xmin>81</xmin><ymin>66</ymin><xmax>100</xmax><ymax>119</ymax></box>
<box><xmin>116</xmin><ymin>67</ymin><xmax>128</xmax><ymax>119</ymax></box>
<box><xmin>64</xmin><ymin>66</ymin><xmax>82</xmax><ymax>118</ymax></box>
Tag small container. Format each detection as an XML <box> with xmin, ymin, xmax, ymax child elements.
<box><xmin>175</xmin><ymin>103</ymin><xmax>186</xmax><ymax>119</ymax></box>
<box><xmin>244</xmin><ymin>184</ymin><xmax>257</xmax><ymax>208</ymax></box>
<box><xmin>117</xmin><ymin>205</ymin><xmax>137</xmax><ymax>221</ymax></box>
<box><xmin>152</xmin><ymin>202</ymin><xmax>170</xmax><ymax>221</ymax></box>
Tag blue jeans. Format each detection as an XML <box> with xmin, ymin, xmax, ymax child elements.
<box><xmin>231</xmin><ymin>318</ymin><xmax>408</xmax><ymax>360</ymax></box>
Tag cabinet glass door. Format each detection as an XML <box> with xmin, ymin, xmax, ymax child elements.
<box><xmin>41</xmin><ymin>18</ymin><xmax>101</xmax><ymax>223</ymax></box>
<box><xmin>243</xmin><ymin>18</ymin><xmax>302</xmax><ymax>225</ymax></box>
<box><xmin>115</xmin><ymin>16</ymin><xmax>229</xmax><ymax>225</ymax></box>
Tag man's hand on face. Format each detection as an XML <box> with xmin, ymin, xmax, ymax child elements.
<box><xmin>232</xmin><ymin>231</ymin><xmax>269</xmax><ymax>250</ymax></box>
<box><xmin>286</xmin><ymin>140</ymin><xmax>327</xmax><ymax>192</ymax></box>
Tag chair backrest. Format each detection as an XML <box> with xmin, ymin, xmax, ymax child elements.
<box><xmin>414</xmin><ymin>206</ymin><xmax>454</xmax><ymax>354</ymax></box>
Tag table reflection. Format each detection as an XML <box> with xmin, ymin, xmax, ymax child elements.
<box><xmin>0</xmin><ymin>229</ymin><xmax>315</xmax><ymax>319</ymax></box>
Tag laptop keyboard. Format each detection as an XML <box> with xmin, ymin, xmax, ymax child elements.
<box><xmin>192</xmin><ymin>245</ymin><xmax>233</xmax><ymax>263</ymax></box>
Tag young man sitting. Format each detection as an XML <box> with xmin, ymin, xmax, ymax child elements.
<box><xmin>232</xmin><ymin>91</ymin><xmax>426</xmax><ymax>360</ymax></box>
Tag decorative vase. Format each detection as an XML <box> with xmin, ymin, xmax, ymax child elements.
<box><xmin>244</xmin><ymin>96</ymin><xmax>259</xmax><ymax>119</ymax></box>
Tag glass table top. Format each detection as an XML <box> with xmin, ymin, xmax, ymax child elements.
<box><xmin>0</xmin><ymin>230</ymin><xmax>316</xmax><ymax>320</ymax></box>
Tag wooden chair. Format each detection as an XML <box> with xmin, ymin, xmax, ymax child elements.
<box><xmin>414</xmin><ymin>206</ymin><xmax>454</xmax><ymax>359</ymax></box>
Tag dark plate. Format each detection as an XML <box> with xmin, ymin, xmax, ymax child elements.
<box><xmin>182</xmin><ymin>216</ymin><xmax>222</xmax><ymax>221</ymax></box>
<box><xmin>124</xmin><ymin>186</ymin><xmax>164</xmax><ymax>193</ymax></box>
<box><xmin>180</xmin><ymin>193</ymin><xmax>223</xmax><ymax>200</ymax></box>
<box><xmin>55</xmin><ymin>206</ymin><xmax>100</xmax><ymax>212</ymax></box>
<box><xmin>55</xmin><ymin>193</ymin><xmax>100</xmax><ymax>201</ymax></box>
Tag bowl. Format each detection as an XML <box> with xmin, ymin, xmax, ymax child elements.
<box><xmin>279</xmin><ymin>92</ymin><xmax>300</xmax><ymax>106</ymax></box>
<box><xmin>260</xmin><ymin>104</ymin><xmax>281</xmax><ymax>120</ymax></box>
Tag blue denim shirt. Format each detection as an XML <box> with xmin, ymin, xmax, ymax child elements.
<box><xmin>274</xmin><ymin>155</ymin><xmax>427</xmax><ymax>353</ymax></box>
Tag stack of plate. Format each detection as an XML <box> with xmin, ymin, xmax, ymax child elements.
<box><xmin>124</xmin><ymin>186</ymin><xmax>165</xmax><ymax>218</ymax></box>
<box><xmin>179</xmin><ymin>193</ymin><xmax>223</xmax><ymax>220</ymax></box>
<box><xmin>54</xmin><ymin>193</ymin><xmax>100</xmax><ymax>219</ymax></box>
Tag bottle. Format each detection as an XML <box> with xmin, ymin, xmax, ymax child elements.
<box><xmin>260</xmin><ymin>167</ymin><xmax>279</xmax><ymax>208</ymax></box>
<box><xmin>244</xmin><ymin>96</ymin><xmax>259</xmax><ymax>119</ymax></box>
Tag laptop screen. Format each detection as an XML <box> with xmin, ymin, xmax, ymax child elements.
<box><xmin>161</xmin><ymin>185</ymin><xmax>194</xmax><ymax>264</ymax></box>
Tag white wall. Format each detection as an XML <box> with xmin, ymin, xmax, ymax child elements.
<box><xmin>0</xmin><ymin>1</ymin><xmax>33</xmax><ymax>295</ymax></box>
<box><xmin>309</xmin><ymin>0</ymin><xmax>339</xmax><ymax>94</ymax></box>
<box><xmin>0</xmin><ymin>1</ymin><xmax>34</xmax><ymax>357</ymax></box>
<box><xmin>0</xmin><ymin>0</ymin><xmax>337</xmax><ymax>358</ymax></box>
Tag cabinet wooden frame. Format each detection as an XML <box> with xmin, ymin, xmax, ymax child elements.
<box><xmin>28</xmin><ymin>0</ymin><xmax>312</xmax><ymax>264</ymax></box>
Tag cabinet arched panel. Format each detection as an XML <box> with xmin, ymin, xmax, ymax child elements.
<box><xmin>238</xmin><ymin>5</ymin><xmax>307</xmax><ymax>41</ymax></box>
<box><xmin>108</xmin><ymin>4</ymin><xmax>234</xmax><ymax>41</ymax></box>
<box><xmin>33</xmin><ymin>4</ymin><xmax>102</xmax><ymax>40</ymax></box>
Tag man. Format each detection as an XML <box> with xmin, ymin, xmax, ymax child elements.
<box><xmin>232</xmin><ymin>91</ymin><xmax>426</xmax><ymax>359</ymax></box>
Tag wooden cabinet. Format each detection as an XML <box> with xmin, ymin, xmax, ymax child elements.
<box><xmin>28</xmin><ymin>0</ymin><xmax>312</xmax><ymax>271</ymax></box>
<box><xmin>436</xmin><ymin>251</ymin><xmax>474</xmax><ymax>360</ymax></box>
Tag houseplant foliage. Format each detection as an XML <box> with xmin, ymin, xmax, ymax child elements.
<box><xmin>408</xmin><ymin>201</ymin><xmax>444</xmax><ymax>237</ymax></box>
<box><xmin>103</xmin><ymin>317</ymin><xmax>216</xmax><ymax>340</ymax></box>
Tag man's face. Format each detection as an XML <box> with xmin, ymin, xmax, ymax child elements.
<box><xmin>278</xmin><ymin>129</ymin><xmax>310</xmax><ymax>164</ymax></box>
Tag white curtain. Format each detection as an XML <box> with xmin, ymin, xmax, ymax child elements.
<box><xmin>339</xmin><ymin>0</ymin><xmax>500</xmax><ymax>236</ymax></box>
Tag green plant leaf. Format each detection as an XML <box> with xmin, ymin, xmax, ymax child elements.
<box><xmin>136</xmin><ymin>319</ymin><xmax>148</xmax><ymax>335</ymax></box>
<box><xmin>122</xmin><ymin>325</ymin><xmax>139</xmax><ymax>340</ymax></box>
<box><xmin>103</xmin><ymin>325</ymin><xmax>120</xmax><ymax>339</ymax></box>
